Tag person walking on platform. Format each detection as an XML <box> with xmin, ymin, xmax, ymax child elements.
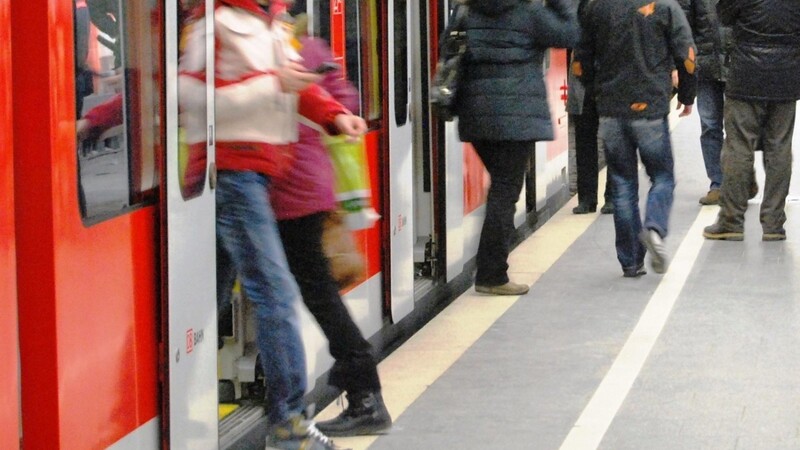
<box><xmin>205</xmin><ymin>0</ymin><xmax>367</xmax><ymax>448</ymax></box>
<box><xmin>270</xmin><ymin>16</ymin><xmax>392</xmax><ymax>437</ymax></box>
<box><xmin>449</xmin><ymin>0</ymin><xmax>578</xmax><ymax>296</ymax></box>
<box><xmin>676</xmin><ymin>0</ymin><xmax>732</xmax><ymax>206</ymax></box>
<box><xmin>573</xmin><ymin>0</ymin><xmax>697</xmax><ymax>276</ymax></box>
<box><xmin>568</xmin><ymin>0</ymin><xmax>612</xmax><ymax>215</ymax></box>
<box><xmin>703</xmin><ymin>0</ymin><xmax>800</xmax><ymax>242</ymax></box>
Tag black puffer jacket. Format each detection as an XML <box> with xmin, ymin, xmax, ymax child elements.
<box><xmin>676</xmin><ymin>0</ymin><xmax>733</xmax><ymax>81</ymax></box>
<box><xmin>717</xmin><ymin>0</ymin><xmax>800</xmax><ymax>101</ymax></box>
<box><xmin>454</xmin><ymin>0</ymin><xmax>579</xmax><ymax>142</ymax></box>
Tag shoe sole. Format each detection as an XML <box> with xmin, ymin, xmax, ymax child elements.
<box><xmin>475</xmin><ymin>286</ymin><xmax>529</xmax><ymax>295</ymax></box>
<box><xmin>703</xmin><ymin>231</ymin><xmax>744</xmax><ymax>241</ymax></box>
<box><xmin>763</xmin><ymin>234</ymin><xmax>786</xmax><ymax>242</ymax></box>
<box><xmin>640</xmin><ymin>233</ymin><xmax>668</xmax><ymax>274</ymax></box>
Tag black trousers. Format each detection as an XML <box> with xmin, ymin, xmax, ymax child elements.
<box><xmin>278</xmin><ymin>212</ymin><xmax>381</xmax><ymax>393</ymax></box>
<box><xmin>574</xmin><ymin>99</ymin><xmax>611</xmax><ymax>206</ymax></box>
<box><xmin>472</xmin><ymin>140</ymin><xmax>533</xmax><ymax>286</ymax></box>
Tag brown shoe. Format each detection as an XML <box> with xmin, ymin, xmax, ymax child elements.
<box><xmin>699</xmin><ymin>189</ymin><xmax>720</xmax><ymax>205</ymax></box>
<box><xmin>475</xmin><ymin>281</ymin><xmax>529</xmax><ymax>296</ymax></box>
<box><xmin>763</xmin><ymin>229</ymin><xmax>786</xmax><ymax>241</ymax></box>
<box><xmin>703</xmin><ymin>223</ymin><xmax>744</xmax><ymax>241</ymax></box>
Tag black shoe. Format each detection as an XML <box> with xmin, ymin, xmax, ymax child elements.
<box><xmin>572</xmin><ymin>203</ymin><xmax>597</xmax><ymax>214</ymax></box>
<box><xmin>623</xmin><ymin>264</ymin><xmax>646</xmax><ymax>278</ymax></box>
<box><xmin>315</xmin><ymin>391</ymin><xmax>392</xmax><ymax>437</ymax></box>
<box><xmin>600</xmin><ymin>203</ymin><xmax>614</xmax><ymax>214</ymax></box>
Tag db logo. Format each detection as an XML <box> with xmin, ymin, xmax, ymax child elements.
<box><xmin>186</xmin><ymin>329</ymin><xmax>194</xmax><ymax>354</ymax></box>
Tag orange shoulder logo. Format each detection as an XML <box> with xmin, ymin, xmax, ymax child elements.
<box><xmin>638</xmin><ymin>2</ymin><xmax>656</xmax><ymax>16</ymax></box>
<box><xmin>631</xmin><ymin>103</ymin><xmax>648</xmax><ymax>112</ymax></box>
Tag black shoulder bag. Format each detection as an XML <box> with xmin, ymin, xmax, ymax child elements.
<box><xmin>430</xmin><ymin>4</ymin><xmax>469</xmax><ymax>121</ymax></box>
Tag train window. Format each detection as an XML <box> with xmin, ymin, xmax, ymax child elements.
<box><xmin>74</xmin><ymin>0</ymin><xmax>163</xmax><ymax>222</ymax></box>
<box><xmin>393</xmin><ymin>0</ymin><xmax>408</xmax><ymax>126</ymax></box>
<box><xmin>309</xmin><ymin>0</ymin><xmax>382</xmax><ymax>123</ymax></box>
<box><xmin>177</xmin><ymin>1</ymin><xmax>209</xmax><ymax>200</ymax></box>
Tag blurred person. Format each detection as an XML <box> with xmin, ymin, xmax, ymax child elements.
<box><xmin>676</xmin><ymin>0</ymin><xmax>734</xmax><ymax>205</ymax></box>
<box><xmin>573</xmin><ymin>0</ymin><xmax>696</xmax><ymax>276</ymax></box>
<box><xmin>269</xmin><ymin>15</ymin><xmax>392</xmax><ymax>437</ymax></box>
<box><xmin>451</xmin><ymin>0</ymin><xmax>579</xmax><ymax>296</ymax></box>
<box><xmin>188</xmin><ymin>0</ymin><xmax>367</xmax><ymax>448</ymax></box>
<box><xmin>703</xmin><ymin>0</ymin><xmax>800</xmax><ymax>241</ymax></box>
<box><xmin>568</xmin><ymin>0</ymin><xmax>612</xmax><ymax>215</ymax></box>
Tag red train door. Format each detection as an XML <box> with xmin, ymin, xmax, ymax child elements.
<box><xmin>163</xmin><ymin>0</ymin><xmax>218</xmax><ymax>446</ymax></box>
<box><xmin>12</xmin><ymin>1</ymin><xmax>164</xmax><ymax>448</ymax></box>
<box><xmin>0</xmin><ymin>0</ymin><xmax>20</xmax><ymax>447</ymax></box>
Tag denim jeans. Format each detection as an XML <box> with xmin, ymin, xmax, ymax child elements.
<box><xmin>472</xmin><ymin>140</ymin><xmax>533</xmax><ymax>286</ymax></box>
<box><xmin>697</xmin><ymin>77</ymin><xmax>725</xmax><ymax>190</ymax></box>
<box><xmin>216</xmin><ymin>171</ymin><xmax>306</xmax><ymax>425</ymax></box>
<box><xmin>599</xmin><ymin>116</ymin><xmax>675</xmax><ymax>271</ymax></box>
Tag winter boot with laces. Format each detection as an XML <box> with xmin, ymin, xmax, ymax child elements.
<box><xmin>315</xmin><ymin>391</ymin><xmax>392</xmax><ymax>437</ymax></box>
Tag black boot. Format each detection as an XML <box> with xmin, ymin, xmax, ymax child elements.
<box><xmin>315</xmin><ymin>391</ymin><xmax>392</xmax><ymax>437</ymax></box>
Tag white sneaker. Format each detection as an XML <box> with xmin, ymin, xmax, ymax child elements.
<box><xmin>639</xmin><ymin>229</ymin><xmax>668</xmax><ymax>274</ymax></box>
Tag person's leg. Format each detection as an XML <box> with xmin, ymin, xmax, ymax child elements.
<box><xmin>278</xmin><ymin>212</ymin><xmax>390</xmax><ymax>436</ymax></box>
<box><xmin>599</xmin><ymin>117</ymin><xmax>645</xmax><ymax>274</ymax></box>
<box><xmin>712</xmin><ymin>98</ymin><xmax>761</xmax><ymax>234</ymax></box>
<box><xmin>215</xmin><ymin>171</ymin><xmax>307</xmax><ymax>425</ymax></box>
<box><xmin>632</xmin><ymin>117</ymin><xmax>675</xmax><ymax>274</ymax></box>
<box><xmin>697</xmin><ymin>78</ymin><xmax>725</xmax><ymax>197</ymax></box>
<box><xmin>472</xmin><ymin>140</ymin><xmax>532</xmax><ymax>288</ymax></box>
<box><xmin>759</xmin><ymin>100</ymin><xmax>796</xmax><ymax>238</ymax></box>
<box><xmin>574</xmin><ymin>104</ymin><xmax>600</xmax><ymax>212</ymax></box>
<box><xmin>277</xmin><ymin>213</ymin><xmax>379</xmax><ymax>392</ymax></box>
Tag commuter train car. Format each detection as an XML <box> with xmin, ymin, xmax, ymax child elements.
<box><xmin>7</xmin><ymin>0</ymin><xmax>570</xmax><ymax>448</ymax></box>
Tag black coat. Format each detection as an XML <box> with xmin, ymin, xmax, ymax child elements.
<box><xmin>717</xmin><ymin>0</ymin><xmax>800</xmax><ymax>102</ymax></box>
<box><xmin>676</xmin><ymin>0</ymin><xmax>733</xmax><ymax>82</ymax></box>
<box><xmin>453</xmin><ymin>0</ymin><xmax>579</xmax><ymax>142</ymax></box>
<box><xmin>574</xmin><ymin>0</ymin><xmax>697</xmax><ymax>119</ymax></box>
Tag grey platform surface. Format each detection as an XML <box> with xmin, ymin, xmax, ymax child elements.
<box><xmin>367</xmin><ymin>110</ymin><xmax>800</xmax><ymax>450</ymax></box>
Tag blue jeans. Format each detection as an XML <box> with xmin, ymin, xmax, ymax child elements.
<box><xmin>216</xmin><ymin>171</ymin><xmax>306</xmax><ymax>425</ymax></box>
<box><xmin>697</xmin><ymin>78</ymin><xmax>725</xmax><ymax>190</ymax></box>
<box><xmin>599</xmin><ymin>117</ymin><xmax>675</xmax><ymax>271</ymax></box>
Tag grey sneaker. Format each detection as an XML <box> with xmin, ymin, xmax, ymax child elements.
<box><xmin>639</xmin><ymin>229</ymin><xmax>668</xmax><ymax>274</ymax></box>
<box><xmin>475</xmin><ymin>281</ymin><xmax>529</xmax><ymax>295</ymax></box>
<box><xmin>266</xmin><ymin>415</ymin><xmax>348</xmax><ymax>450</ymax></box>
<box><xmin>703</xmin><ymin>223</ymin><xmax>744</xmax><ymax>241</ymax></box>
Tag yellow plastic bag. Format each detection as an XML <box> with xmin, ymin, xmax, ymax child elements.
<box><xmin>323</xmin><ymin>134</ymin><xmax>380</xmax><ymax>230</ymax></box>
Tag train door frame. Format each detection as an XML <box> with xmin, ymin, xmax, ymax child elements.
<box><xmin>385</xmin><ymin>0</ymin><xmax>415</xmax><ymax>321</ymax></box>
<box><xmin>410</xmin><ymin>0</ymin><xmax>446</xmax><ymax>295</ymax></box>
<box><xmin>162</xmin><ymin>0</ymin><xmax>219</xmax><ymax>446</ymax></box>
<box><xmin>1</xmin><ymin>0</ymin><xmax>20</xmax><ymax>445</ymax></box>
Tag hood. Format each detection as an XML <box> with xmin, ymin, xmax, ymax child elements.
<box><xmin>467</xmin><ymin>0</ymin><xmax>521</xmax><ymax>17</ymax></box>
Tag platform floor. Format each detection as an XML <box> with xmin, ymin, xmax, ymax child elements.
<box><xmin>314</xmin><ymin>107</ymin><xmax>800</xmax><ymax>450</ymax></box>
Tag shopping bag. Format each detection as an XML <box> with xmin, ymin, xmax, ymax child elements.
<box><xmin>322</xmin><ymin>134</ymin><xmax>380</xmax><ymax>230</ymax></box>
<box><xmin>321</xmin><ymin>210</ymin><xmax>366</xmax><ymax>289</ymax></box>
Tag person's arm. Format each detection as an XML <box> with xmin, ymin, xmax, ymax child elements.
<box><xmin>669</xmin><ymin>0</ymin><xmax>698</xmax><ymax>115</ymax></box>
<box><xmin>526</xmin><ymin>0</ymin><xmax>580</xmax><ymax>49</ymax></box>
<box><xmin>715</xmin><ymin>0</ymin><xmax>739</xmax><ymax>26</ymax></box>
<box><xmin>571</xmin><ymin>2</ymin><xmax>596</xmax><ymax>87</ymax></box>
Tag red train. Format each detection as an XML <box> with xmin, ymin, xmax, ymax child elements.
<box><xmin>3</xmin><ymin>0</ymin><xmax>571</xmax><ymax>448</ymax></box>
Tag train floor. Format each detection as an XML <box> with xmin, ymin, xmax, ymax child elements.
<box><xmin>314</xmin><ymin>108</ymin><xmax>800</xmax><ymax>450</ymax></box>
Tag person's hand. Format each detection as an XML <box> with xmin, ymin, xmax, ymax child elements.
<box><xmin>677</xmin><ymin>102</ymin><xmax>693</xmax><ymax>117</ymax></box>
<box><xmin>275</xmin><ymin>61</ymin><xmax>321</xmax><ymax>93</ymax></box>
<box><xmin>671</xmin><ymin>69</ymin><xmax>679</xmax><ymax>88</ymax></box>
<box><xmin>76</xmin><ymin>119</ymin><xmax>92</xmax><ymax>141</ymax></box>
<box><xmin>333</xmin><ymin>114</ymin><xmax>368</xmax><ymax>138</ymax></box>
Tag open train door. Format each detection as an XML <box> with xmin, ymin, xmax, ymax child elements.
<box><xmin>0</xmin><ymin>0</ymin><xmax>20</xmax><ymax>445</ymax></box>
<box><xmin>162</xmin><ymin>0</ymin><xmax>218</xmax><ymax>446</ymax></box>
<box><xmin>386</xmin><ymin>0</ymin><xmax>416</xmax><ymax>321</ymax></box>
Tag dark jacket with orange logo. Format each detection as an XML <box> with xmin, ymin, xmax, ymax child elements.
<box><xmin>573</xmin><ymin>0</ymin><xmax>697</xmax><ymax>119</ymax></box>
